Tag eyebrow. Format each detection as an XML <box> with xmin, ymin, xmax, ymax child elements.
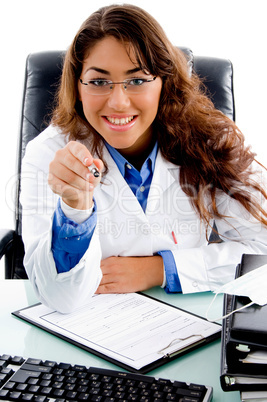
<box><xmin>84</xmin><ymin>67</ymin><xmax>142</xmax><ymax>75</ymax></box>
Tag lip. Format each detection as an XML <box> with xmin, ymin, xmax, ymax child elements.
<box><xmin>102</xmin><ymin>115</ymin><xmax>137</xmax><ymax>132</ymax></box>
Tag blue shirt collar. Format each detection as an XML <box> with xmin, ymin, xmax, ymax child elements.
<box><xmin>105</xmin><ymin>141</ymin><xmax>158</xmax><ymax>177</ymax></box>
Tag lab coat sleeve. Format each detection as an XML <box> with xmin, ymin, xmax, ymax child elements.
<box><xmin>172</xmin><ymin>167</ymin><xmax>267</xmax><ymax>294</ymax></box>
<box><xmin>20</xmin><ymin>133</ymin><xmax>102</xmax><ymax>313</ymax></box>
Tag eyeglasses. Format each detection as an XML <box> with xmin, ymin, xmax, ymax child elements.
<box><xmin>79</xmin><ymin>76</ymin><xmax>157</xmax><ymax>96</ymax></box>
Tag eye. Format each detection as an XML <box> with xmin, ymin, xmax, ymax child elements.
<box><xmin>88</xmin><ymin>79</ymin><xmax>110</xmax><ymax>87</ymax></box>
<box><xmin>128</xmin><ymin>78</ymin><xmax>146</xmax><ymax>86</ymax></box>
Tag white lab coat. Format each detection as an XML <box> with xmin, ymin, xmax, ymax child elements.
<box><xmin>21</xmin><ymin>125</ymin><xmax>267</xmax><ymax>313</ymax></box>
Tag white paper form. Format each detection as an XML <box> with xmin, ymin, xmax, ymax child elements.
<box><xmin>16</xmin><ymin>293</ymin><xmax>220</xmax><ymax>371</ymax></box>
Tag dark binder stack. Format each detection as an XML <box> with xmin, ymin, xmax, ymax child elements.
<box><xmin>220</xmin><ymin>254</ymin><xmax>267</xmax><ymax>399</ymax></box>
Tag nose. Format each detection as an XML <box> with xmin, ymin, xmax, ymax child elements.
<box><xmin>107</xmin><ymin>85</ymin><xmax>131</xmax><ymax>110</ymax></box>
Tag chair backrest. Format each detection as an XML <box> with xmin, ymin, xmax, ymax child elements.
<box><xmin>14</xmin><ymin>48</ymin><xmax>235</xmax><ymax>277</ymax></box>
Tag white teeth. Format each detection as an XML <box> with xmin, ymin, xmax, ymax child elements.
<box><xmin>107</xmin><ymin>116</ymin><xmax>134</xmax><ymax>125</ymax></box>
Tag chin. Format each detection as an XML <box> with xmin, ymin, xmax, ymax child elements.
<box><xmin>105</xmin><ymin>137</ymin><xmax>137</xmax><ymax>151</ymax></box>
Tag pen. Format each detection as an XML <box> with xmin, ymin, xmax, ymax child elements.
<box><xmin>172</xmin><ymin>231</ymin><xmax>177</xmax><ymax>244</ymax></box>
<box><xmin>88</xmin><ymin>163</ymin><xmax>100</xmax><ymax>177</ymax></box>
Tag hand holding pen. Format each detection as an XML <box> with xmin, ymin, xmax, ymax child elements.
<box><xmin>48</xmin><ymin>141</ymin><xmax>103</xmax><ymax>210</ymax></box>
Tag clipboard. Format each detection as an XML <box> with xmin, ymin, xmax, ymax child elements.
<box><xmin>12</xmin><ymin>292</ymin><xmax>221</xmax><ymax>374</ymax></box>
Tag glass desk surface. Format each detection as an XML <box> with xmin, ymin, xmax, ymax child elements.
<box><xmin>0</xmin><ymin>280</ymin><xmax>241</xmax><ymax>401</ymax></box>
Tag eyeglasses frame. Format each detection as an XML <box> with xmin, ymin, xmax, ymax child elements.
<box><xmin>79</xmin><ymin>76</ymin><xmax>157</xmax><ymax>95</ymax></box>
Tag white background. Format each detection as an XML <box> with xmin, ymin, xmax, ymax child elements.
<box><xmin>0</xmin><ymin>0</ymin><xmax>266</xmax><ymax>233</ymax></box>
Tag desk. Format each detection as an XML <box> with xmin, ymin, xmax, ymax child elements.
<box><xmin>0</xmin><ymin>280</ymin><xmax>240</xmax><ymax>401</ymax></box>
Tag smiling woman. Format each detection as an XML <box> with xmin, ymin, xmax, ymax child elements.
<box><xmin>19</xmin><ymin>4</ymin><xmax>267</xmax><ymax>313</ymax></box>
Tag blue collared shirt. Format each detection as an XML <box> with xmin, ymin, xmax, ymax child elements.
<box><xmin>105</xmin><ymin>141</ymin><xmax>157</xmax><ymax>212</ymax></box>
<box><xmin>51</xmin><ymin>142</ymin><xmax>181</xmax><ymax>292</ymax></box>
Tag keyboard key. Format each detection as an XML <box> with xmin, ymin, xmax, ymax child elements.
<box><xmin>11</xmin><ymin>369</ymin><xmax>41</xmax><ymax>383</ymax></box>
<box><xmin>0</xmin><ymin>390</ymin><xmax>9</xmax><ymax>399</ymax></box>
<box><xmin>25</xmin><ymin>358</ymin><xmax>42</xmax><ymax>366</ymax></box>
<box><xmin>66</xmin><ymin>390</ymin><xmax>78</xmax><ymax>399</ymax></box>
<box><xmin>21</xmin><ymin>393</ymin><xmax>34</xmax><ymax>401</ymax></box>
<box><xmin>53</xmin><ymin>388</ymin><xmax>65</xmax><ymax>397</ymax></box>
<box><xmin>189</xmin><ymin>383</ymin><xmax>206</xmax><ymax>392</ymax></box>
<box><xmin>9</xmin><ymin>391</ymin><xmax>22</xmax><ymax>400</ymax></box>
<box><xmin>0</xmin><ymin>355</ymin><xmax>12</xmax><ymax>361</ymax></box>
<box><xmin>11</xmin><ymin>356</ymin><xmax>25</xmax><ymax>365</ymax></box>
<box><xmin>43</xmin><ymin>360</ymin><xmax>57</xmax><ymax>368</ymax></box>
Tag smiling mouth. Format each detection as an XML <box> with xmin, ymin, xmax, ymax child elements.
<box><xmin>105</xmin><ymin>116</ymin><xmax>135</xmax><ymax>126</ymax></box>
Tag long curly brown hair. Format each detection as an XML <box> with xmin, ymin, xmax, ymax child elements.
<box><xmin>52</xmin><ymin>3</ymin><xmax>267</xmax><ymax>232</ymax></box>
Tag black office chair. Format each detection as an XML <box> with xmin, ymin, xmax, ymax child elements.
<box><xmin>0</xmin><ymin>48</ymin><xmax>235</xmax><ymax>279</ymax></box>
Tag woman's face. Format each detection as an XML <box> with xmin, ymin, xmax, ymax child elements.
<box><xmin>78</xmin><ymin>36</ymin><xmax>162</xmax><ymax>157</ymax></box>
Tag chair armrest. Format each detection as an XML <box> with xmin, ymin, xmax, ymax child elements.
<box><xmin>0</xmin><ymin>229</ymin><xmax>15</xmax><ymax>260</ymax></box>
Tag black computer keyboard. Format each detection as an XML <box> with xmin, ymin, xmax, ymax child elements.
<box><xmin>0</xmin><ymin>354</ymin><xmax>213</xmax><ymax>401</ymax></box>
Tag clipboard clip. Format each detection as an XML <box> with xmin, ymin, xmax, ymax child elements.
<box><xmin>157</xmin><ymin>334</ymin><xmax>205</xmax><ymax>358</ymax></box>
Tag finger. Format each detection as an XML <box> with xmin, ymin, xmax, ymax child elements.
<box><xmin>100</xmin><ymin>256</ymin><xmax>117</xmax><ymax>268</ymax></box>
<box><xmin>84</xmin><ymin>157</ymin><xmax>104</xmax><ymax>170</ymax></box>
<box><xmin>100</xmin><ymin>271</ymin><xmax>120</xmax><ymax>285</ymax></box>
<box><xmin>84</xmin><ymin>158</ymin><xmax>104</xmax><ymax>182</ymax></box>
<box><xmin>67</xmin><ymin>141</ymin><xmax>94</xmax><ymax>166</ymax></box>
<box><xmin>53</xmin><ymin>145</ymin><xmax>101</xmax><ymax>186</ymax></box>
<box><xmin>48</xmin><ymin>172</ymin><xmax>93</xmax><ymax>199</ymax></box>
<box><xmin>60</xmin><ymin>149</ymin><xmax>90</xmax><ymax>181</ymax></box>
<box><xmin>49</xmin><ymin>160</ymin><xmax>92</xmax><ymax>191</ymax></box>
<box><xmin>96</xmin><ymin>283</ymin><xmax>122</xmax><ymax>294</ymax></box>
<box><xmin>66</xmin><ymin>141</ymin><xmax>104</xmax><ymax>181</ymax></box>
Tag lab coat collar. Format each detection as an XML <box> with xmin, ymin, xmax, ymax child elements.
<box><xmin>100</xmin><ymin>146</ymin><xmax>179</xmax><ymax>199</ymax></box>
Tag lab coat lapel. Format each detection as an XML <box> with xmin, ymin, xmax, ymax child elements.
<box><xmin>147</xmin><ymin>150</ymin><xmax>179</xmax><ymax>212</ymax></box>
<box><xmin>99</xmin><ymin>147</ymin><xmax>143</xmax><ymax>212</ymax></box>
<box><xmin>99</xmin><ymin>147</ymin><xmax>179</xmax><ymax>214</ymax></box>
